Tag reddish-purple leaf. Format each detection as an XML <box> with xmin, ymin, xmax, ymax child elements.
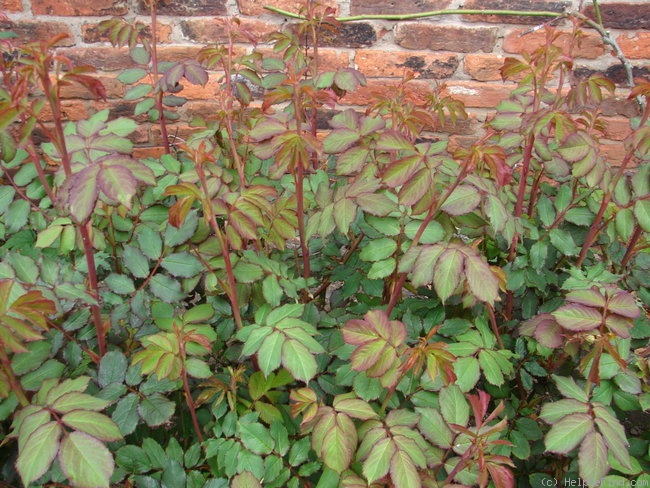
<box><xmin>552</xmin><ymin>304</ymin><xmax>602</xmax><ymax>331</ymax></box>
<box><xmin>544</xmin><ymin>413</ymin><xmax>593</xmax><ymax>454</ymax></box>
<box><xmin>350</xmin><ymin>340</ymin><xmax>386</xmax><ymax>372</ymax></box>
<box><xmin>342</xmin><ymin>319</ymin><xmax>378</xmax><ymax>346</ymax></box>
<box><xmin>66</xmin><ymin>166</ymin><xmax>100</xmax><ymax>223</ymax></box>
<box><xmin>465</xmin><ymin>252</ymin><xmax>500</xmax><ymax>304</ymax></box>
<box><xmin>183</xmin><ymin>60</ymin><xmax>209</xmax><ymax>85</ymax></box>
<box><xmin>411</xmin><ymin>244</ymin><xmax>445</xmax><ymax>288</ymax></box>
<box><xmin>486</xmin><ymin>463</ymin><xmax>515</xmax><ymax>488</ymax></box>
<box><xmin>604</xmin><ymin>314</ymin><xmax>633</xmax><ymax>338</ymax></box>
<box><xmin>375</xmin><ymin>131</ymin><xmax>414</xmax><ymax>152</ymax></box>
<box><xmin>398</xmin><ymin>167</ymin><xmax>431</xmax><ymax>206</ymax></box>
<box><xmin>98</xmin><ymin>164</ymin><xmax>136</xmax><ymax>208</ymax></box>
<box><xmin>607</xmin><ymin>290</ymin><xmax>640</xmax><ymax>319</ymax></box>
<box><xmin>382</xmin><ymin>155</ymin><xmax>422</xmax><ymax>188</ymax></box>
<box><xmin>336</xmin><ymin>147</ymin><xmax>370</xmax><ymax>175</ymax></box>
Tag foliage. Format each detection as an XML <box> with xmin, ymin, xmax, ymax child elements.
<box><xmin>0</xmin><ymin>3</ymin><xmax>649</xmax><ymax>488</ymax></box>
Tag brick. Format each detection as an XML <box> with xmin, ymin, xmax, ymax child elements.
<box><xmin>82</xmin><ymin>22</ymin><xmax>172</xmax><ymax>44</ymax></box>
<box><xmin>0</xmin><ymin>0</ymin><xmax>23</xmax><ymax>12</ymax></box>
<box><xmin>237</xmin><ymin>0</ymin><xmax>337</xmax><ymax>17</ymax></box>
<box><xmin>448</xmin><ymin>134</ymin><xmax>482</xmax><ymax>153</ymax></box>
<box><xmin>256</xmin><ymin>46</ymin><xmax>349</xmax><ymax>72</ymax></box>
<box><xmin>60</xmin><ymin>47</ymin><xmax>136</xmax><ymax>71</ymax></box>
<box><xmin>59</xmin><ymin>74</ymin><xmax>125</xmax><ymax>99</ymax></box>
<box><xmin>617</xmin><ymin>33</ymin><xmax>650</xmax><ymax>60</ymax></box>
<box><xmin>462</xmin><ymin>0</ymin><xmax>568</xmax><ymax>25</ymax></box>
<box><xmin>601</xmin><ymin>116</ymin><xmax>632</xmax><ymax>141</ymax></box>
<box><xmin>180</xmin><ymin>18</ymin><xmax>277</xmax><ymax>44</ymax></box>
<box><xmin>32</xmin><ymin>0</ymin><xmax>127</xmax><ymax>16</ymax></box>
<box><xmin>440</xmin><ymin>81</ymin><xmax>516</xmax><ymax>108</ymax></box>
<box><xmin>133</xmin><ymin>146</ymin><xmax>165</xmax><ymax>159</ymax></box>
<box><xmin>0</xmin><ymin>21</ymin><xmax>74</xmax><ymax>46</ymax></box>
<box><xmin>464</xmin><ymin>54</ymin><xmax>507</xmax><ymax>81</ymax></box>
<box><xmin>315</xmin><ymin>22</ymin><xmax>377</xmax><ymax>48</ymax></box>
<box><xmin>339</xmin><ymin>79</ymin><xmax>433</xmax><ymax>106</ymax></box>
<box><xmin>39</xmin><ymin>100</ymin><xmax>89</xmax><ymax>122</ymax></box>
<box><xmin>350</xmin><ymin>0</ymin><xmax>451</xmax><ymax>16</ymax></box>
<box><xmin>355</xmin><ymin>50</ymin><xmax>459</xmax><ymax>79</ymax></box>
<box><xmin>582</xmin><ymin>3</ymin><xmax>650</xmax><ymax>30</ymax></box>
<box><xmin>503</xmin><ymin>28</ymin><xmax>604</xmax><ymax>59</ymax></box>
<box><xmin>136</xmin><ymin>0</ymin><xmax>226</xmax><ymax>16</ymax></box>
<box><xmin>394</xmin><ymin>24</ymin><xmax>498</xmax><ymax>53</ymax></box>
<box><xmin>599</xmin><ymin>142</ymin><xmax>627</xmax><ymax>166</ymax></box>
<box><xmin>574</xmin><ymin>64</ymin><xmax>650</xmax><ymax>86</ymax></box>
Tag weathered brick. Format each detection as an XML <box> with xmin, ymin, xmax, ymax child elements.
<box><xmin>350</xmin><ymin>0</ymin><xmax>451</xmax><ymax>16</ymax></box>
<box><xmin>617</xmin><ymin>33</ymin><xmax>650</xmax><ymax>60</ymax></box>
<box><xmin>59</xmin><ymin>74</ymin><xmax>125</xmax><ymax>99</ymax></box>
<box><xmin>355</xmin><ymin>50</ymin><xmax>459</xmax><ymax>79</ymax></box>
<box><xmin>0</xmin><ymin>21</ymin><xmax>74</xmax><ymax>46</ymax></box>
<box><xmin>180</xmin><ymin>18</ymin><xmax>277</xmax><ymax>44</ymax></box>
<box><xmin>32</xmin><ymin>0</ymin><xmax>127</xmax><ymax>16</ymax></box>
<box><xmin>464</xmin><ymin>54</ymin><xmax>507</xmax><ymax>81</ymax></box>
<box><xmin>133</xmin><ymin>146</ymin><xmax>165</xmax><ymax>159</ymax></box>
<box><xmin>39</xmin><ymin>100</ymin><xmax>90</xmax><ymax>122</ymax></box>
<box><xmin>238</xmin><ymin>0</ymin><xmax>337</xmax><ymax>17</ymax></box>
<box><xmin>503</xmin><ymin>28</ymin><xmax>604</xmax><ymax>59</ymax></box>
<box><xmin>574</xmin><ymin>64</ymin><xmax>650</xmax><ymax>86</ymax></box>
<box><xmin>316</xmin><ymin>22</ymin><xmax>377</xmax><ymax>48</ymax></box>
<box><xmin>340</xmin><ymin>79</ymin><xmax>432</xmax><ymax>106</ymax></box>
<box><xmin>82</xmin><ymin>22</ymin><xmax>172</xmax><ymax>44</ymax></box>
<box><xmin>601</xmin><ymin>116</ymin><xmax>632</xmax><ymax>141</ymax></box>
<box><xmin>582</xmin><ymin>3</ymin><xmax>650</xmax><ymax>30</ymax></box>
<box><xmin>462</xmin><ymin>0</ymin><xmax>568</xmax><ymax>25</ymax></box>
<box><xmin>60</xmin><ymin>47</ymin><xmax>136</xmax><ymax>71</ymax></box>
<box><xmin>136</xmin><ymin>0</ymin><xmax>226</xmax><ymax>16</ymax></box>
<box><xmin>441</xmin><ymin>81</ymin><xmax>515</xmax><ymax>108</ymax></box>
<box><xmin>599</xmin><ymin>142</ymin><xmax>627</xmax><ymax>166</ymax></box>
<box><xmin>394</xmin><ymin>24</ymin><xmax>498</xmax><ymax>53</ymax></box>
<box><xmin>0</xmin><ymin>0</ymin><xmax>23</xmax><ymax>12</ymax></box>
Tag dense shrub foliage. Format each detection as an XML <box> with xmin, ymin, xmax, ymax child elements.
<box><xmin>0</xmin><ymin>3</ymin><xmax>649</xmax><ymax>487</ymax></box>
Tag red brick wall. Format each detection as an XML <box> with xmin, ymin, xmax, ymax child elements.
<box><xmin>2</xmin><ymin>0</ymin><xmax>649</xmax><ymax>157</ymax></box>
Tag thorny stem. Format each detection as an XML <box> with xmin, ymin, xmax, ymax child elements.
<box><xmin>39</xmin><ymin>65</ymin><xmax>107</xmax><ymax>357</ymax></box>
<box><xmin>619</xmin><ymin>224</ymin><xmax>643</xmax><ymax>270</ymax></box>
<box><xmin>180</xmin><ymin>347</ymin><xmax>204</xmax><ymax>444</ymax></box>
<box><xmin>149</xmin><ymin>0</ymin><xmax>171</xmax><ymax>155</ymax></box>
<box><xmin>0</xmin><ymin>349</ymin><xmax>29</xmax><ymax>406</ymax></box>
<box><xmin>386</xmin><ymin>159</ymin><xmax>472</xmax><ymax>315</ymax></box>
<box><xmin>195</xmin><ymin>163</ymin><xmax>244</xmax><ymax>330</ymax></box>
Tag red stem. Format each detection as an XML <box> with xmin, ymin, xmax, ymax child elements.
<box><xmin>149</xmin><ymin>1</ymin><xmax>170</xmax><ymax>155</ymax></box>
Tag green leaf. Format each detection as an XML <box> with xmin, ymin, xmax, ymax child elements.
<box><xmin>138</xmin><ymin>394</ymin><xmax>176</xmax><ymax>427</ymax></box>
<box><xmin>363</xmin><ymin>437</ymin><xmax>394</xmax><ymax>483</ymax></box>
<box><xmin>440</xmin><ymin>185</ymin><xmax>480</xmax><ymax>215</ymax></box>
<box><xmin>61</xmin><ymin>410</ymin><xmax>122</xmax><ymax>441</ymax></box>
<box><xmin>578</xmin><ymin>431</ymin><xmax>609</xmax><ymax>487</ymax></box>
<box><xmin>479</xmin><ymin>349</ymin><xmax>506</xmax><ymax>386</ymax></box>
<box><xmin>104</xmin><ymin>273</ymin><xmax>136</xmax><ymax>295</ymax></box>
<box><xmin>433</xmin><ymin>248</ymin><xmax>463</xmax><ymax>303</ymax></box>
<box><xmin>439</xmin><ymin>385</ymin><xmax>469</xmax><ymax>427</ymax></box>
<box><xmin>16</xmin><ymin>421</ymin><xmax>62</xmax><ymax>486</ymax></box>
<box><xmin>262</xmin><ymin>275</ymin><xmax>283</xmax><ymax>307</ymax></box>
<box><xmin>321</xmin><ymin>412</ymin><xmax>356</xmax><ymax>474</ymax></box>
<box><xmin>232</xmin><ymin>471</ymin><xmax>262</xmax><ymax>488</ymax></box>
<box><xmin>367</xmin><ymin>258</ymin><xmax>396</xmax><ymax>280</ymax></box>
<box><xmin>549</xmin><ymin>228</ymin><xmax>578</xmax><ymax>256</ymax></box>
<box><xmin>552</xmin><ymin>304</ymin><xmax>602</xmax><ymax>331</ymax></box>
<box><xmin>149</xmin><ymin>274</ymin><xmax>185</xmax><ymax>303</ymax></box>
<box><xmin>552</xmin><ymin>375</ymin><xmax>589</xmax><ymax>402</ymax></box>
<box><xmin>282</xmin><ymin>339</ymin><xmax>318</xmax><ymax>383</ymax></box>
<box><xmin>125</xmin><ymin>83</ymin><xmax>152</xmax><ymax>100</ymax></box>
<box><xmin>59</xmin><ymin>431</ymin><xmax>114</xmax><ymax>488</ymax></box>
<box><xmin>185</xmin><ymin>358</ymin><xmax>212</xmax><ymax>379</ymax></box>
<box><xmin>118</xmin><ymin>67</ymin><xmax>148</xmax><ymax>84</ymax></box>
<box><xmin>333</xmin><ymin>395</ymin><xmax>378</xmax><ymax>420</ymax></box>
<box><xmin>35</xmin><ymin>224</ymin><xmax>64</xmax><ymax>248</ymax></box>
<box><xmin>465</xmin><ymin>252</ymin><xmax>499</xmax><ymax>304</ymax></box>
<box><xmin>634</xmin><ymin>200</ymin><xmax>650</xmax><ymax>232</ymax></box>
<box><xmin>417</xmin><ymin>407</ymin><xmax>453</xmax><ymax>449</ymax></box>
<box><xmin>540</xmin><ymin>399</ymin><xmax>589</xmax><ymax>423</ymax></box>
<box><xmin>359</xmin><ymin>238</ymin><xmax>397</xmax><ymax>262</ymax></box>
<box><xmin>257</xmin><ymin>331</ymin><xmax>284</xmax><ymax>376</ymax></box>
<box><xmin>161</xmin><ymin>252</ymin><xmax>203</xmax><ymax>278</ymax></box>
<box><xmin>116</xmin><ymin>445</ymin><xmax>152</xmax><ymax>474</ymax></box>
<box><xmin>51</xmin><ymin>392</ymin><xmax>110</xmax><ymax>413</ymax></box>
<box><xmin>136</xmin><ymin>225</ymin><xmax>163</xmax><ymax>261</ymax></box>
<box><xmin>238</xmin><ymin>422</ymin><xmax>274</xmax><ymax>455</ymax></box>
<box><xmin>615</xmin><ymin>208</ymin><xmax>635</xmax><ymax>240</ymax></box>
<box><xmin>389</xmin><ymin>447</ymin><xmax>420</xmax><ymax>488</ymax></box>
<box><xmin>112</xmin><ymin>393</ymin><xmax>140</xmax><ymax>436</ymax></box>
<box><xmin>453</xmin><ymin>356</ymin><xmax>480</xmax><ymax>392</ymax></box>
<box><xmin>123</xmin><ymin>245</ymin><xmax>150</xmax><ymax>279</ymax></box>
<box><xmin>544</xmin><ymin>413</ymin><xmax>593</xmax><ymax>454</ymax></box>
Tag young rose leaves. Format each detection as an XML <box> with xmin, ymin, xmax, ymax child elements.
<box><xmin>399</xmin><ymin>242</ymin><xmax>501</xmax><ymax>304</ymax></box>
<box><xmin>11</xmin><ymin>376</ymin><xmax>122</xmax><ymax>487</ymax></box>
<box><xmin>342</xmin><ymin>310</ymin><xmax>407</xmax><ymax>388</ymax></box>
